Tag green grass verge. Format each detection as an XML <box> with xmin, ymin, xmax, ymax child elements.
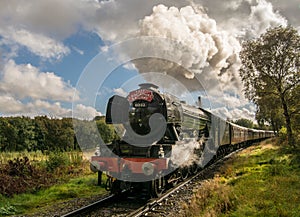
<box><xmin>183</xmin><ymin>139</ymin><xmax>300</xmax><ymax>217</ymax></box>
<box><xmin>0</xmin><ymin>173</ymin><xmax>107</xmax><ymax>216</ymax></box>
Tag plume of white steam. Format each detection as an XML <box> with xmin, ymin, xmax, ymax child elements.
<box><xmin>170</xmin><ymin>111</ymin><xmax>228</xmax><ymax>168</ymax></box>
<box><xmin>248</xmin><ymin>0</ymin><xmax>287</xmax><ymax>38</ymax></box>
<box><xmin>136</xmin><ymin>4</ymin><xmax>242</xmax><ymax>93</ymax></box>
<box><xmin>171</xmin><ymin>138</ymin><xmax>202</xmax><ymax>167</ymax></box>
<box><xmin>131</xmin><ymin>1</ymin><xmax>288</xmax><ymax>95</ymax></box>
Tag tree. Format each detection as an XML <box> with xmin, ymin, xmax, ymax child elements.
<box><xmin>34</xmin><ymin>116</ymin><xmax>47</xmax><ymax>151</ymax></box>
<box><xmin>234</xmin><ymin>118</ymin><xmax>254</xmax><ymax>128</ymax></box>
<box><xmin>96</xmin><ymin>118</ymin><xmax>118</xmax><ymax>143</ymax></box>
<box><xmin>255</xmin><ymin>90</ymin><xmax>284</xmax><ymax>132</ymax></box>
<box><xmin>0</xmin><ymin>118</ymin><xmax>18</xmax><ymax>151</ymax></box>
<box><xmin>240</xmin><ymin>25</ymin><xmax>300</xmax><ymax>146</ymax></box>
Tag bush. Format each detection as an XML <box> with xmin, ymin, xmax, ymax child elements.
<box><xmin>278</xmin><ymin>127</ymin><xmax>287</xmax><ymax>143</ymax></box>
<box><xmin>0</xmin><ymin>157</ymin><xmax>54</xmax><ymax>197</ymax></box>
<box><xmin>46</xmin><ymin>152</ymin><xmax>70</xmax><ymax>172</ymax></box>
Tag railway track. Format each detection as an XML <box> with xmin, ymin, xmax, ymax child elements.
<box><xmin>60</xmin><ymin>190</ymin><xmax>149</xmax><ymax>217</ymax></box>
<box><xmin>60</xmin><ymin>194</ymin><xmax>116</xmax><ymax>217</ymax></box>
<box><xmin>61</xmin><ymin>146</ymin><xmax>246</xmax><ymax>217</ymax></box>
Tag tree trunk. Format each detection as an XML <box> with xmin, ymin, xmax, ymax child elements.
<box><xmin>270</xmin><ymin>118</ymin><xmax>277</xmax><ymax>135</ymax></box>
<box><xmin>280</xmin><ymin>93</ymin><xmax>294</xmax><ymax>147</ymax></box>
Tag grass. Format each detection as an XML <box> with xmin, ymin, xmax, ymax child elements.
<box><xmin>0</xmin><ymin>151</ymin><xmax>47</xmax><ymax>165</ymax></box>
<box><xmin>182</xmin><ymin>138</ymin><xmax>300</xmax><ymax>217</ymax></box>
<box><xmin>0</xmin><ymin>151</ymin><xmax>85</xmax><ymax>166</ymax></box>
<box><xmin>182</xmin><ymin>179</ymin><xmax>235</xmax><ymax>217</ymax></box>
<box><xmin>0</xmin><ymin>173</ymin><xmax>107</xmax><ymax>216</ymax></box>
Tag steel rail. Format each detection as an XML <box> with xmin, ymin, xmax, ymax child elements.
<box><xmin>61</xmin><ymin>194</ymin><xmax>116</xmax><ymax>217</ymax></box>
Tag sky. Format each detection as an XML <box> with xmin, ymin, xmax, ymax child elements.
<box><xmin>0</xmin><ymin>0</ymin><xmax>299</xmax><ymax>121</ymax></box>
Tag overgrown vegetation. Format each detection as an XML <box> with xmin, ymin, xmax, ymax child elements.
<box><xmin>182</xmin><ymin>179</ymin><xmax>236</xmax><ymax>217</ymax></box>
<box><xmin>0</xmin><ymin>115</ymin><xmax>116</xmax><ymax>216</ymax></box>
<box><xmin>0</xmin><ymin>174</ymin><xmax>106</xmax><ymax>216</ymax></box>
<box><xmin>0</xmin><ymin>150</ymin><xmax>106</xmax><ymax>216</ymax></box>
<box><xmin>183</xmin><ymin>139</ymin><xmax>300</xmax><ymax>217</ymax></box>
<box><xmin>0</xmin><ymin>151</ymin><xmax>91</xmax><ymax>197</ymax></box>
<box><xmin>0</xmin><ymin>157</ymin><xmax>54</xmax><ymax>197</ymax></box>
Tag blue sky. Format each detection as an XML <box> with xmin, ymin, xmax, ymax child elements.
<box><xmin>0</xmin><ymin>0</ymin><xmax>299</xmax><ymax>120</ymax></box>
<box><xmin>10</xmin><ymin>30</ymin><xmax>103</xmax><ymax>87</ymax></box>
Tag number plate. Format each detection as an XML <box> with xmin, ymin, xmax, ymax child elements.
<box><xmin>133</xmin><ymin>101</ymin><xmax>148</xmax><ymax>108</ymax></box>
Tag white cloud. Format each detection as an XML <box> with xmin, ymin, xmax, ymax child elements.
<box><xmin>0</xmin><ymin>59</ymin><xmax>96</xmax><ymax>118</ymax></box>
<box><xmin>211</xmin><ymin>105</ymin><xmax>256</xmax><ymax>122</ymax></box>
<box><xmin>100</xmin><ymin>45</ymin><xmax>109</xmax><ymax>53</ymax></box>
<box><xmin>267</xmin><ymin>0</ymin><xmax>300</xmax><ymax>27</ymax></box>
<box><xmin>0</xmin><ymin>0</ymin><xmax>98</xmax><ymax>39</ymax></box>
<box><xmin>0</xmin><ymin>0</ymin><xmax>96</xmax><ymax>61</ymax></box>
<box><xmin>0</xmin><ymin>95</ymin><xmax>26</xmax><ymax>114</ymax></box>
<box><xmin>0</xmin><ymin>27</ymin><xmax>70</xmax><ymax>60</ymax></box>
<box><xmin>0</xmin><ymin>95</ymin><xmax>71</xmax><ymax>117</ymax></box>
<box><xmin>191</xmin><ymin>0</ymin><xmax>290</xmax><ymax>37</ymax></box>
<box><xmin>0</xmin><ymin>0</ymin><xmax>298</xmax><ymax>120</ymax></box>
<box><xmin>122</xmin><ymin>62</ymin><xmax>137</xmax><ymax>71</ymax></box>
<box><xmin>113</xmin><ymin>88</ymin><xmax>128</xmax><ymax>97</ymax></box>
<box><xmin>248</xmin><ymin>0</ymin><xmax>287</xmax><ymax>37</ymax></box>
<box><xmin>0</xmin><ymin>95</ymin><xmax>101</xmax><ymax>120</ymax></box>
<box><xmin>27</xmin><ymin>100</ymin><xmax>72</xmax><ymax>117</ymax></box>
<box><xmin>205</xmin><ymin>92</ymin><xmax>249</xmax><ymax>109</ymax></box>
<box><xmin>72</xmin><ymin>104</ymin><xmax>102</xmax><ymax>120</ymax></box>
<box><xmin>0</xmin><ymin>60</ymin><xmax>78</xmax><ymax>102</ymax></box>
<box><xmin>0</xmin><ymin>0</ymin><xmax>294</xmax><ymax>62</ymax></box>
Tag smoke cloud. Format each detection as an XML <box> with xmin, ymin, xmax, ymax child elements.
<box><xmin>134</xmin><ymin>4</ymin><xmax>242</xmax><ymax>94</ymax></box>
<box><xmin>122</xmin><ymin>1</ymin><xmax>289</xmax><ymax>106</ymax></box>
<box><xmin>171</xmin><ymin>138</ymin><xmax>202</xmax><ymax>167</ymax></box>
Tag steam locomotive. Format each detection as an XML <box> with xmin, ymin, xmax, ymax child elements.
<box><xmin>90</xmin><ymin>83</ymin><xmax>274</xmax><ymax>197</ymax></box>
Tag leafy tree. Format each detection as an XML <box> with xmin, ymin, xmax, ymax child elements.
<box><xmin>96</xmin><ymin>118</ymin><xmax>117</xmax><ymax>143</ymax></box>
<box><xmin>234</xmin><ymin>118</ymin><xmax>254</xmax><ymax>128</ymax></box>
<box><xmin>255</xmin><ymin>92</ymin><xmax>284</xmax><ymax>133</ymax></box>
<box><xmin>73</xmin><ymin>119</ymin><xmax>100</xmax><ymax>151</ymax></box>
<box><xmin>240</xmin><ymin>25</ymin><xmax>300</xmax><ymax>146</ymax></box>
<box><xmin>0</xmin><ymin>118</ymin><xmax>17</xmax><ymax>151</ymax></box>
<box><xmin>13</xmin><ymin>117</ymin><xmax>36</xmax><ymax>151</ymax></box>
<box><xmin>0</xmin><ymin>115</ymin><xmax>119</xmax><ymax>152</ymax></box>
<box><xmin>34</xmin><ymin>116</ymin><xmax>48</xmax><ymax>151</ymax></box>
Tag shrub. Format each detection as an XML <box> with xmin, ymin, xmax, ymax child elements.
<box><xmin>46</xmin><ymin>152</ymin><xmax>70</xmax><ymax>172</ymax></box>
<box><xmin>278</xmin><ymin>127</ymin><xmax>287</xmax><ymax>144</ymax></box>
<box><xmin>0</xmin><ymin>157</ymin><xmax>54</xmax><ymax>197</ymax></box>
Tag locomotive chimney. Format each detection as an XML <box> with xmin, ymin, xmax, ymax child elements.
<box><xmin>197</xmin><ymin>96</ymin><xmax>202</xmax><ymax>108</ymax></box>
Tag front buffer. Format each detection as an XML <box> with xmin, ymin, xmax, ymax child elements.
<box><xmin>90</xmin><ymin>156</ymin><xmax>169</xmax><ymax>197</ymax></box>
